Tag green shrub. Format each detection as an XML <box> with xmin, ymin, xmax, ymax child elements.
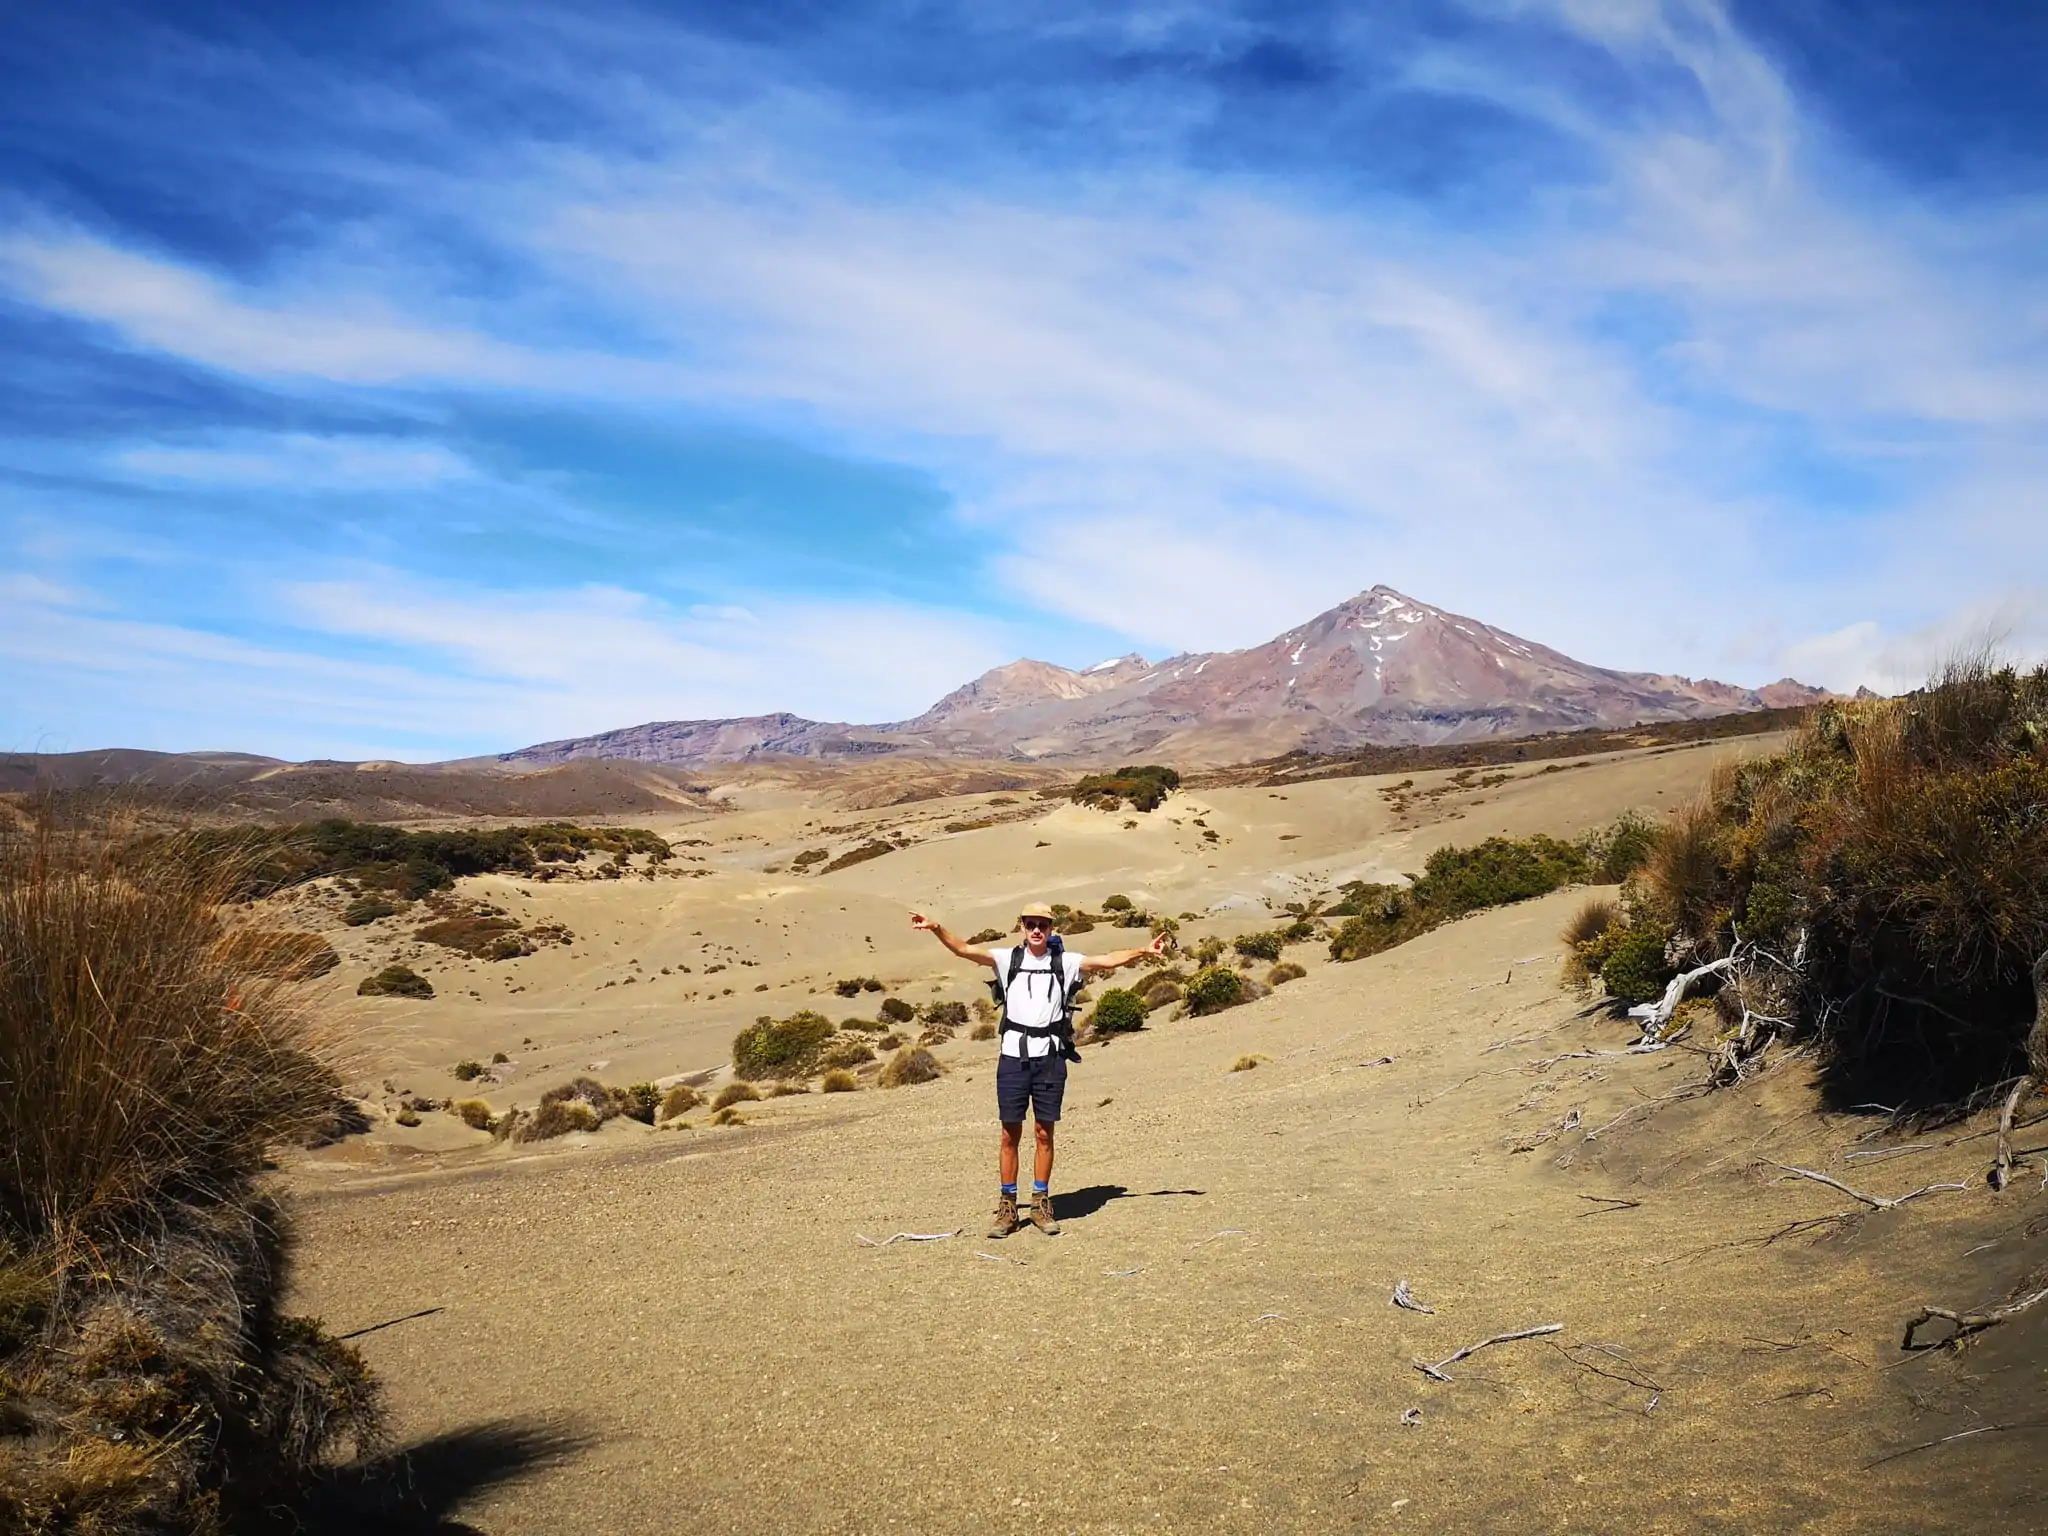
<box><xmin>452</xmin><ymin>1060</ymin><xmax>484</xmax><ymax>1081</ymax></box>
<box><xmin>1102</xmin><ymin>894</ymin><xmax>1133</xmax><ymax>911</ymax></box>
<box><xmin>1411</xmin><ymin>835</ymin><xmax>1589</xmax><ymax>916</ymax></box>
<box><xmin>1598</xmin><ymin>923</ymin><xmax>1676</xmax><ymax>1006</ymax></box>
<box><xmin>1185</xmin><ymin>966</ymin><xmax>1246</xmax><ymax>1015</ymax></box>
<box><xmin>619</xmin><ymin>1082</ymin><xmax>661</xmax><ymax>1125</ymax></box>
<box><xmin>1232</xmin><ymin>930</ymin><xmax>1283</xmax><ymax>962</ymax></box>
<box><xmin>1279</xmin><ymin>918</ymin><xmax>1318</xmax><ymax>944</ymax></box>
<box><xmin>878</xmin><ymin>997</ymin><xmax>916</xmax><ymax>1024</ymax></box>
<box><xmin>712</xmin><ymin>1082</ymin><xmax>762</xmax><ymax>1111</ymax></box>
<box><xmin>1193</xmin><ymin>937</ymin><xmax>1225</xmax><ymax>966</ymax></box>
<box><xmin>1584</xmin><ymin>811</ymin><xmax>1662</xmax><ymax>884</ymax></box>
<box><xmin>732</xmin><ymin>1011</ymin><xmax>835</xmax><ymax>1079</ymax></box>
<box><xmin>342</xmin><ymin>894</ymin><xmax>400</xmax><ymax>926</ymax></box>
<box><xmin>879</xmin><ymin>1047</ymin><xmax>942</xmax><ymax>1088</ymax></box>
<box><xmin>1070</xmin><ymin>764</ymin><xmax>1181</xmax><ymax>813</ymax></box>
<box><xmin>357</xmin><ymin>964</ymin><xmax>433</xmax><ymax>999</ymax></box>
<box><xmin>1267</xmin><ymin>962</ymin><xmax>1306</xmax><ymax>986</ymax></box>
<box><xmin>834</xmin><ymin>977</ymin><xmax>872</xmax><ymax>997</ymax></box>
<box><xmin>1088</xmin><ymin>989</ymin><xmax>1148</xmax><ymax>1035</ymax></box>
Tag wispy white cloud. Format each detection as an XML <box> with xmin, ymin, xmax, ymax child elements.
<box><xmin>115</xmin><ymin>433</ymin><xmax>477</xmax><ymax>489</ymax></box>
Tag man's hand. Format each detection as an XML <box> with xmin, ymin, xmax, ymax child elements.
<box><xmin>1148</xmin><ymin>932</ymin><xmax>1171</xmax><ymax>957</ymax></box>
<box><xmin>910</xmin><ymin>912</ymin><xmax>939</xmax><ymax>931</ymax></box>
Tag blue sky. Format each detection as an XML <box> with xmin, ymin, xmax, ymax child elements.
<box><xmin>3</xmin><ymin>0</ymin><xmax>2045</xmax><ymax>759</ymax></box>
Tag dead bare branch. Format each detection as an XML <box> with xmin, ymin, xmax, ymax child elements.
<box><xmin>856</xmin><ymin>1229</ymin><xmax>963</xmax><ymax>1247</ymax></box>
<box><xmin>1415</xmin><ymin>1323</ymin><xmax>1564</xmax><ymax>1382</ymax></box>
<box><xmin>1991</xmin><ymin>1076</ymin><xmax>2033</xmax><ymax>1191</ymax></box>
<box><xmin>1901</xmin><ymin>1284</ymin><xmax>2048</xmax><ymax>1352</ymax></box>
<box><xmin>1766</xmin><ymin>1163</ymin><xmax>1970</xmax><ymax>1212</ymax></box>
<box><xmin>1390</xmin><ymin>1279</ymin><xmax>1435</xmax><ymax>1314</ymax></box>
<box><xmin>1864</xmin><ymin>1420</ymin><xmax>2048</xmax><ymax>1469</ymax></box>
<box><xmin>1576</xmin><ymin>1195</ymin><xmax>1642</xmax><ymax>1215</ymax></box>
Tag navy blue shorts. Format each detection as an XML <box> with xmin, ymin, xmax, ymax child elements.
<box><xmin>996</xmin><ymin>1051</ymin><xmax>1068</xmax><ymax>1124</ymax></box>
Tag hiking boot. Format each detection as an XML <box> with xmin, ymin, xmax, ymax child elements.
<box><xmin>1029</xmin><ymin>1191</ymin><xmax>1061</xmax><ymax>1236</ymax></box>
<box><xmin>988</xmin><ymin>1193</ymin><xmax>1020</xmax><ymax>1239</ymax></box>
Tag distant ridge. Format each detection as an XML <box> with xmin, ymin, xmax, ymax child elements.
<box><xmin>503</xmin><ymin>585</ymin><xmax>1837</xmax><ymax>770</ymax></box>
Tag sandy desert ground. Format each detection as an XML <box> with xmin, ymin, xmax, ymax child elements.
<box><xmin>277</xmin><ymin>737</ymin><xmax>2048</xmax><ymax>1532</ymax></box>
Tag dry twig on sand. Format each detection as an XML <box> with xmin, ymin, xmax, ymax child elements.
<box><xmin>1415</xmin><ymin>1323</ymin><xmax>1564</xmax><ymax>1382</ymax></box>
<box><xmin>1766</xmin><ymin>1163</ymin><xmax>1970</xmax><ymax>1212</ymax></box>
<box><xmin>1864</xmin><ymin>1421</ymin><xmax>2048</xmax><ymax>1469</ymax></box>
<box><xmin>856</xmin><ymin>1229</ymin><xmax>962</xmax><ymax>1246</ymax></box>
<box><xmin>1390</xmin><ymin>1279</ymin><xmax>1435</xmax><ymax>1314</ymax></box>
<box><xmin>1901</xmin><ymin>1284</ymin><xmax>2048</xmax><ymax>1351</ymax></box>
<box><xmin>1576</xmin><ymin>1194</ymin><xmax>1641</xmax><ymax>1214</ymax></box>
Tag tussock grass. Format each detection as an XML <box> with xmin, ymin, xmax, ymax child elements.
<box><xmin>712</xmin><ymin>1082</ymin><xmax>762</xmax><ymax>1111</ymax></box>
<box><xmin>969</xmin><ymin>1021</ymin><xmax>998</xmax><ymax>1041</ymax></box>
<box><xmin>0</xmin><ymin>802</ymin><xmax>379</xmax><ymax>1530</ymax></box>
<box><xmin>1229</xmin><ymin>1055</ymin><xmax>1261</xmax><ymax>1073</ymax></box>
<box><xmin>879</xmin><ymin>1047</ymin><xmax>942</xmax><ymax>1088</ymax></box>
<box><xmin>821</xmin><ymin>1070</ymin><xmax>859</xmax><ymax>1093</ymax></box>
<box><xmin>1267</xmin><ymin>962</ymin><xmax>1306</xmax><ymax>986</ymax></box>
<box><xmin>452</xmin><ymin>1099</ymin><xmax>495</xmax><ymax>1131</ymax></box>
<box><xmin>658</xmin><ymin>1084</ymin><xmax>703</xmax><ymax>1120</ymax></box>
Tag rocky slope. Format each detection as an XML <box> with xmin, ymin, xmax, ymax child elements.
<box><xmin>504</xmin><ymin>586</ymin><xmax>1832</xmax><ymax>769</ymax></box>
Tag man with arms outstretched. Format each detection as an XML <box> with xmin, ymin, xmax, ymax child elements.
<box><xmin>911</xmin><ymin>903</ymin><xmax>1167</xmax><ymax>1238</ymax></box>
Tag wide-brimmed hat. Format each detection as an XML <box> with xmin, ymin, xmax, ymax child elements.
<box><xmin>1018</xmin><ymin>901</ymin><xmax>1054</xmax><ymax>921</ymax></box>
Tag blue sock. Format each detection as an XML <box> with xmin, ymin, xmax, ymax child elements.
<box><xmin>1032</xmin><ymin>1179</ymin><xmax>1049</xmax><ymax>1195</ymax></box>
<box><xmin>1000</xmin><ymin>1182</ymin><xmax>1016</xmax><ymax>1198</ymax></box>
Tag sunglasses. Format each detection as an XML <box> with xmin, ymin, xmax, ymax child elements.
<box><xmin>1021</xmin><ymin>918</ymin><xmax>1053</xmax><ymax>931</ymax></box>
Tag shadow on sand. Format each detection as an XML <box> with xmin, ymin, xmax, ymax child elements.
<box><xmin>254</xmin><ymin>1419</ymin><xmax>594</xmax><ymax>1534</ymax></box>
<box><xmin>1052</xmin><ymin>1185</ymin><xmax>1204</xmax><ymax>1222</ymax></box>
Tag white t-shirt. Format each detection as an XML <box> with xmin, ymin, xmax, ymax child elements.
<box><xmin>992</xmin><ymin>944</ymin><xmax>1086</xmax><ymax>1058</ymax></box>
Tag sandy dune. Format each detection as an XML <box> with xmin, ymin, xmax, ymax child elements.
<box><xmin>281</xmin><ymin>736</ymin><xmax>2047</xmax><ymax>1531</ymax></box>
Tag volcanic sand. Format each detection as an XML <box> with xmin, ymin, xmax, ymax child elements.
<box><xmin>283</xmin><ymin>738</ymin><xmax>2048</xmax><ymax>1531</ymax></box>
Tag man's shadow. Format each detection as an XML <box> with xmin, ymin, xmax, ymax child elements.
<box><xmin>1051</xmin><ymin>1185</ymin><xmax>1203</xmax><ymax>1223</ymax></box>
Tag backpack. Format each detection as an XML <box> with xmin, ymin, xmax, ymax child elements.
<box><xmin>991</xmin><ymin>935</ymin><xmax>1081</xmax><ymax>1063</ymax></box>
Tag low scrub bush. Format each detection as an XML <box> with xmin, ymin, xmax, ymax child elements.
<box><xmin>841</xmin><ymin>1018</ymin><xmax>886</xmax><ymax>1033</ymax></box>
<box><xmin>922</xmin><ymin>1000</ymin><xmax>969</xmax><ymax>1028</ymax></box>
<box><xmin>1268</xmin><ymin>962</ymin><xmax>1306</xmax><ymax>986</ymax></box>
<box><xmin>1185</xmin><ymin>966</ymin><xmax>1246</xmax><ymax>1015</ymax></box>
<box><xmin>1607</xmin><ymin>657</ymin><xmax>2048</xmax><ymax>1105</ymax></box>
<box><xmin>823</xmin><ymin>1039</ymin><xmax>877</xmax><ymax>1069</ymax></box>
<box><xmin>0</xmin><ymin>805</ymin><xmax>379</xmax><ymax>1527</ymax></box>
<box><xmin>416</xmin><ymin>909</ymin><xmax>532</xmax><ymax>960</ymax></box>
<box><xmin>1595</xmin><ymin>923</ymin><xmax>1676</xmax><ymax>1006</ymax></box>
<box><xmin>879</xmin><ymin>1047</ymin><xmax>943</xmax><ymax>1088</ymax></box>
<box><xmin>453</xmin><ymin>1060</ymin><xmax>484</xmax><ymax>1081</ymax></box>
<box><xmin>357</xmin><ymin>963</ymin><xmax>433</xmax><ymax>999</ymax></box>
<box><xmin>1141</xmin><ymin>981</ymin><xmax>1182</xmax><ymax>1010</ymax></box>
<box><xmin>1230</xmin><ymin>1055</ymin><xmax>1260</xmax><ymax>1072</ymax></box>
<box><xmin>341</xmin><ymin>894</ymin><xmax>401</xmax><ymax>926</ymax></box>
<box><xmin>1071</xmin><ymin>764</ymin><xmax>1181</xmax><ymax>813</ymax></box>
<box><xmin>878</xmin><ymin>1032</ymin><xmax>905</xmax><ymax>1052</ymax></box>
<box><xmin>970</xmin><ymin>1021</ymin><xmax>998</xmax><ymax>1041</ymax></box>
<box><xmin>712</xmin><ymin>1082</ymin><xmax>762</xmax><ymax>1111</ymax></box>
<box><xmin>732</xmin><ymin>1011</ymin><xmax>835</xmax><ymax>1080</ymax></box>
<box><xmin>834</xmin><ymin>976</ymin><xmax>877</xmax><ymax>997</ymax></box>
<box><xmin>711</xmin><ymin>1106</ymin><xmax>747</xmax><ymax>1127</ymax></box>
<box><xmin>618</xmin><ymin>1082</ymin><xmax>661</xmax><ymax>1125</ymax></box>
<box><xmin>659</xmin><ymin>1084</ymin><xmax>703</xmax><ymax>1120</ymax></box>
<box><xmin>878</xmin><ymin>997</ymin><xmax>916</xmax><ymax>1024</ymax></box>
<box><xmin>1232</xmin><ymin>930</ymin><xmax>1283</xmax><ymax>962</ymax></box>
<box><xmin>968</xmin><ymin>927</ymin><xmax>1005</xmax><ymax>944</ymax></box>
<box><xmin>1088</xmin><ymin>988</ymin><xmax>1148</xmax><ymax>1035</ymax></box>
<box><xmin>1102</xmin><ymin>894</ymin><xmax>1132</xmax><ymax>911</ymax></box>
<box><xmin>821</xmin><ymin>840</ymin><xmax>896</xmax><ymax>874</ymax></box>
<box><xmin>1330</xmin><ymin>833</ymin><xmax>1598</xmax><ymax>965</ymax></box>
<box><xmin>453</xmin><ymin>1099</ymin><xmax>495</xmax><ymax>1131</ymax></box>
<box><xmin>821</xmin><ymin>1070</ymin><xmax>858</xmax><ymax>1093</ymax></box>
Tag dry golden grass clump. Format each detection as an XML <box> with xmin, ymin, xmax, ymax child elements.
<box><xmin>820</xmin><ymin>1070</ymin><xmax>859</xmax><ymax>1093</ymax></box>
<box><xmin>768</xmin><ymin>1082</ymin><xmax>809</xmax><ymax>1097</ymax></box>
<box><xmin>712</xmin><ymin>1082</ymin><xmax>763</xmax><ymax>1111</ymax></box>
<box><xmin>0</xmin><ymin>804</ymin><xmax>380</xmax><ymax>1532</ymax></box>
<box><xmin>1266</xmin><ymin>962</ymin><xmax>1306</xmax><ymax>986</ymax></box>
<box><xmin>452</xmin><ymin>1099</ymin><xmax>496</xmax><ymax>1131</ymax></box>
<box><xmin>1230</xmin><ymin>1055</ymin><xmax>1261</xmax><ymax>1073</ymax></box>
<box><xmin>659</xmin><ymin>1084</ymin><xmax>704</xmax><ymax>1120</ymax></box>
<box><xmin>879</xmin><ymin>1047</ymin><xmax>942</xmax><ymax>1088</ymax></box>
<box><xmin>822</xmin><ymin>1038</ymin><xmax>877</xmax><ymax>1069</ymax></box>
<box><xmin>969</xmin><ymin>1021</ymin><xmax>998</xmax><ymax>1041</ymax></box>
<box><xmin>710</xmin><ymin>1106</ymin><xmax>747</xmax><ymax>1127</ymax></box>
<box><xmin>212</xmin><ymin>927</ymin><xmax>340</xmax><ymax>979</ymax></box>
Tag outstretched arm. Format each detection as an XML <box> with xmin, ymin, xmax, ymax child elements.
<box><xmin>910</xmin><ymin>912</ymin><xmax>999</xmax><ymax>969</ymax></box>
<box><xmin>1079</xmin><ymin>933</ymin><xmax>1172</xmax><ymax>974</ymax></box>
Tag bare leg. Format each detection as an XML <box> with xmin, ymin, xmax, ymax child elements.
<box><xmin>999</xmin><ymin>1121</ymin><xmax>1023</xmax><ymax>1185</ymax></box>
<box><xmin>1034</xmin><ymin>1119</ymin><xmax>1055</xmax><ymax>1186</ymax></box>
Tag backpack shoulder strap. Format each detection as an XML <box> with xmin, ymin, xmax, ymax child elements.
<box><xmin>1003</xmin><ymin>945</ymin><xmax>1027</xmax><ymax>994</ymax></box>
